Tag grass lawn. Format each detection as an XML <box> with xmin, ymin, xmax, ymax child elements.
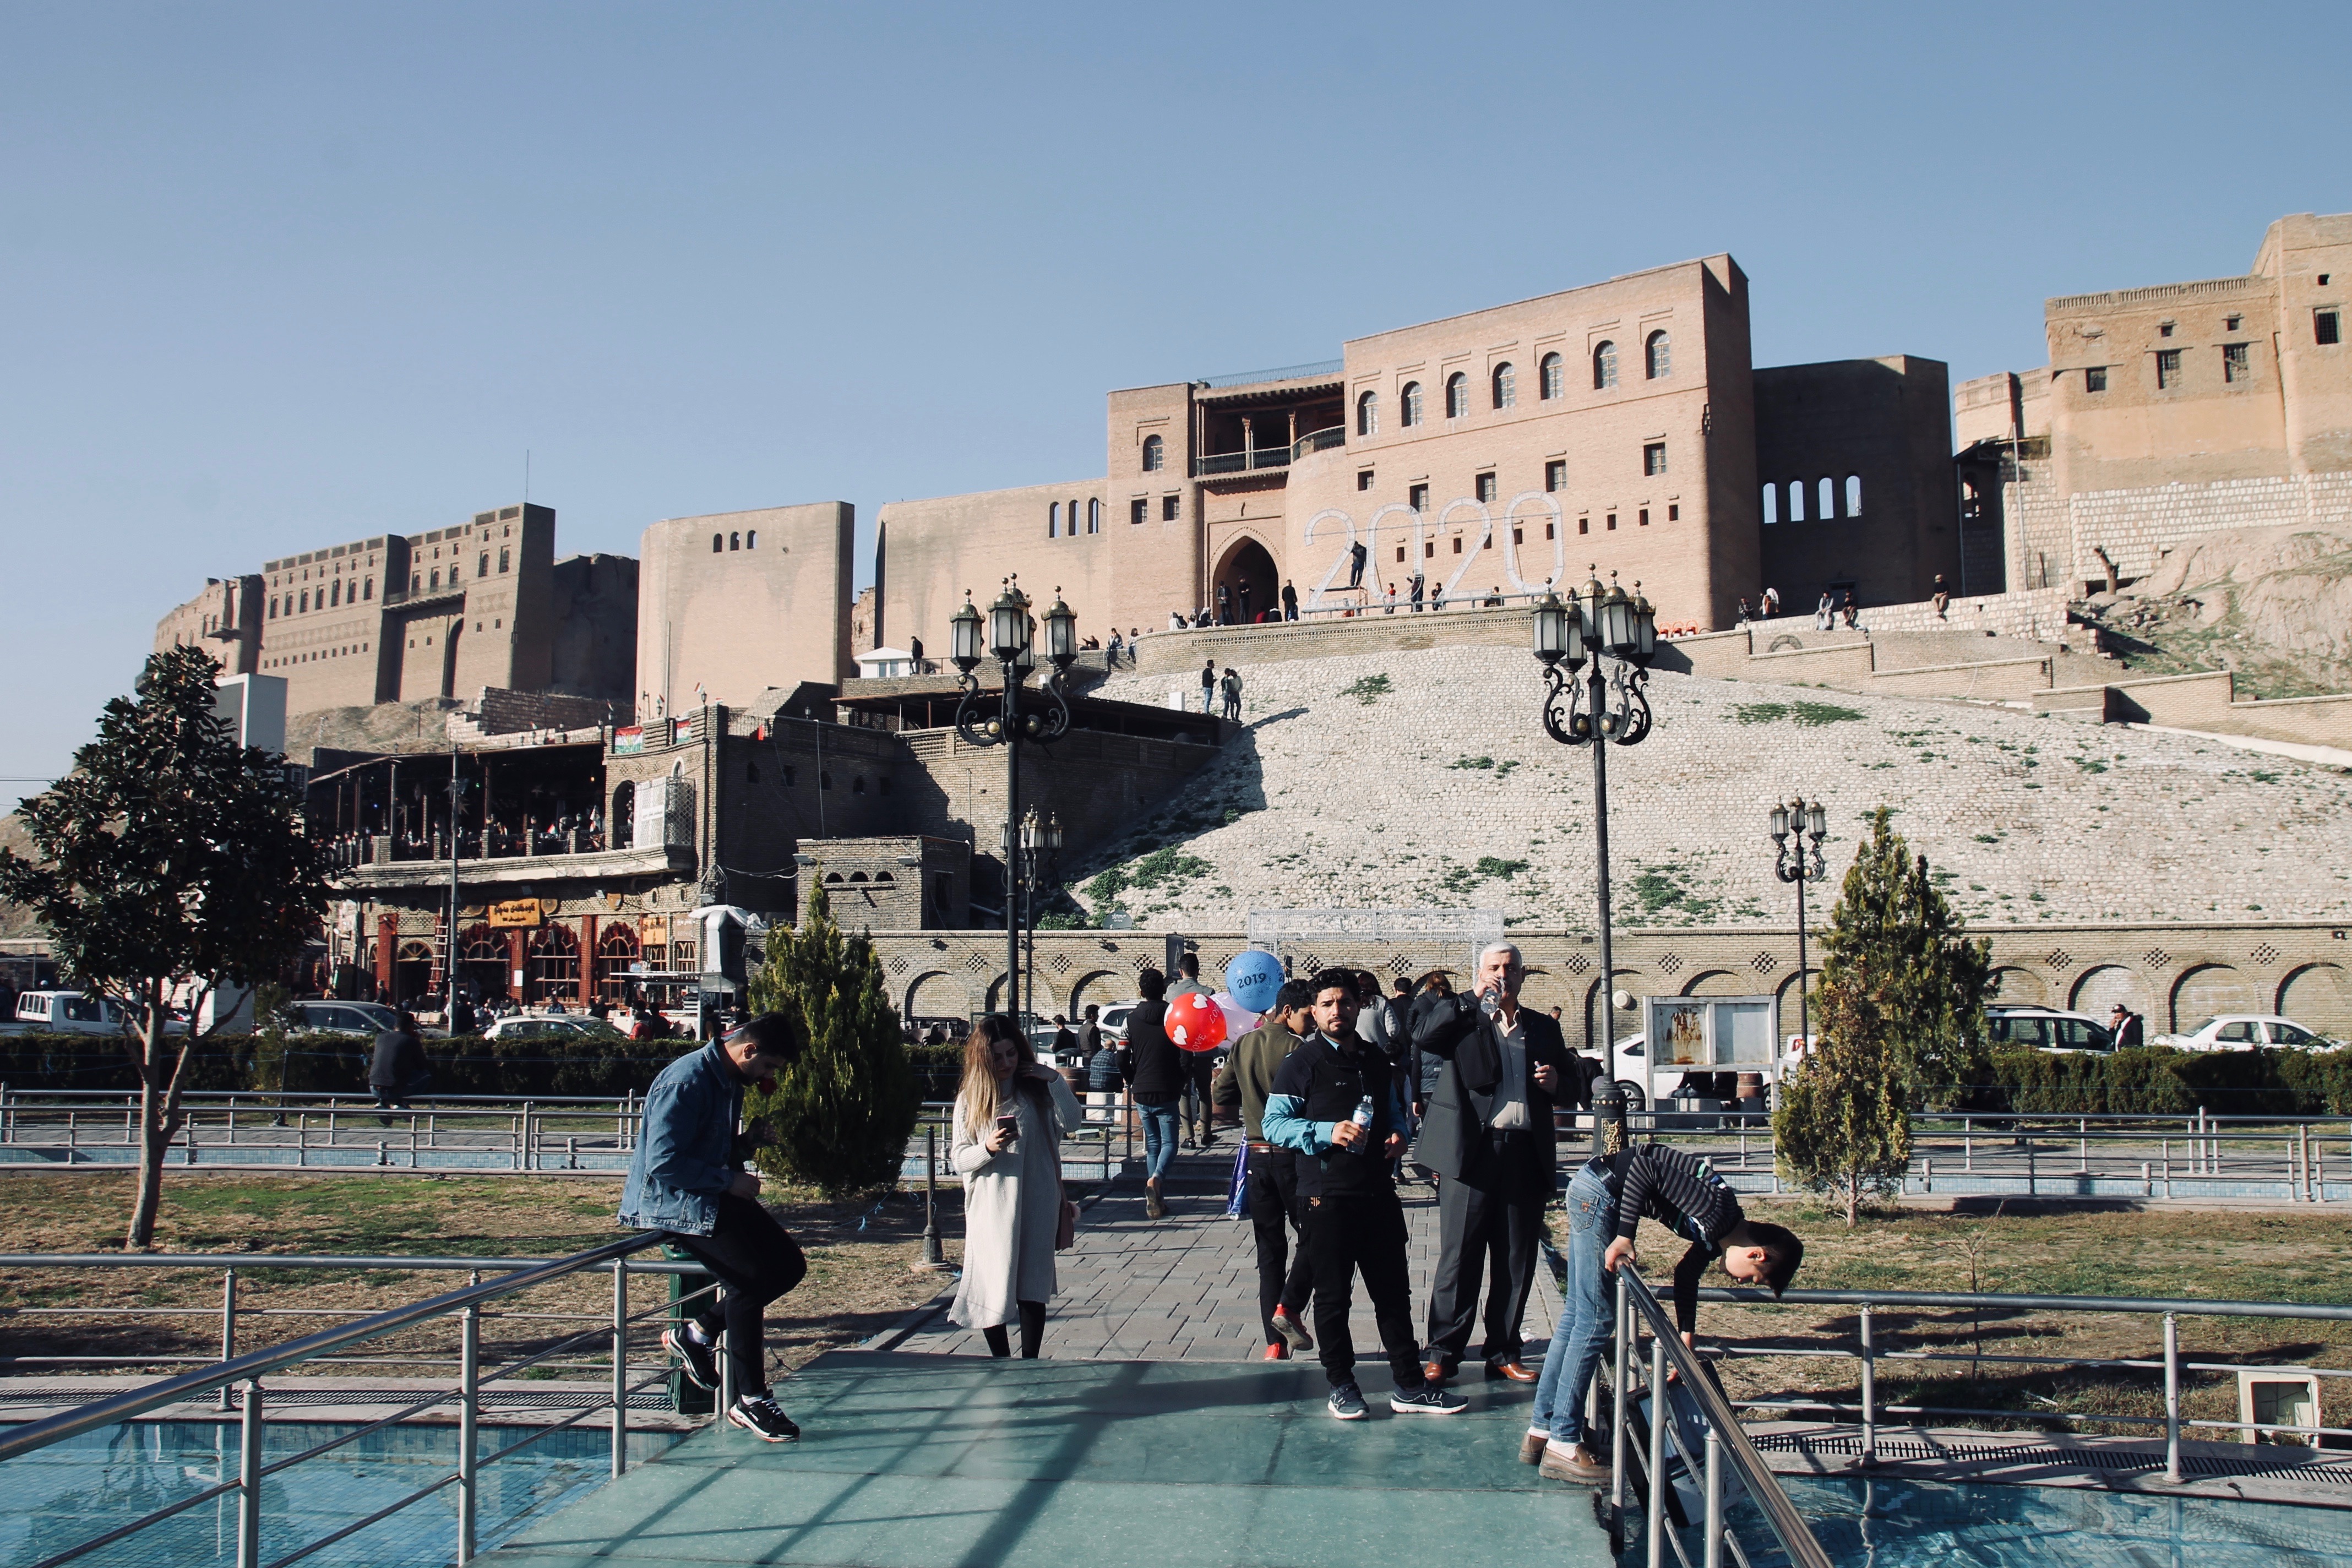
<box><xmin>1591</xmin><ymin>1201</ymin><xmax>2352</xmax><ymax>1440</ymax></box>
<box><xmin>0</xmin><ymin>1172</ymin><xmax>960</xmax><ymax>1387</ymax></box>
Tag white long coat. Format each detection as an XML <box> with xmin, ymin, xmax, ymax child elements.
<box><xmin>949</xmin><ymin>1072</ymin><xmax>1084</xmax><ymax>1330</ymax></box>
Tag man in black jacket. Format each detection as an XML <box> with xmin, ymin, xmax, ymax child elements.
<box><xmin>1119</xmin><ymin>969</ymin><xmax>1183</xmax><ymax>1218</ymax></box>
<box><xmin>1411</xmin><ymin>943</ymin><xmax>1588</xmax><ymax>1383</ymax></box>
<box><xmin>369</xmin><ymin>1012</ymin><xmax>428</xmax><ymax>1124</ymax></box>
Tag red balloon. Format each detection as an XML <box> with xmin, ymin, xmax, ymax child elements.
<box><xmin>1167</xmin><ymin>991</ymin><xmax>1228</xmax><ymax>1052</ymax></box>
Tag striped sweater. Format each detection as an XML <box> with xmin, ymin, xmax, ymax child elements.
<box><xmin>1594</xmin><ymin>1143</ymin><xmax>1745</xmax><ymax>1335</ymax></box>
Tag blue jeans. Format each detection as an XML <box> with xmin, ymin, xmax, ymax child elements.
<box><xmin>1531</xmin><ymin>1162</ymin><xmax>1614</xmax><ymax>1448</ymax></box>
<box><xmin>1137</xmin><ymin>1100</ymin><xmax>1180</xmax><ymax>1182</ymax></box>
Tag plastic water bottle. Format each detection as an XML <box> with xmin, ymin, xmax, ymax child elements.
<box><xmin>1352</xmin><ymin>1095</ymin><xmax>1375</xmax><ymax>1139</ymax></box>
<box><xmin>1479</xmin><ymin>987</ymin><xmax>1502</xmax><ymax>1021</ymax></box>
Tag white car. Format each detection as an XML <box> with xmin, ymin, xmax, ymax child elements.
<box><xmin>480</xmin><ymin>1014</ymin><xmax>628</xmax><ymax>1043</ymax></box>
<box><xmin>0</xmin><ymin>990</ymin><xmax>178</xmax><ymax>1036</ymax></box>
<box><xmin>2153</xmin><ymin>1014</ymin><xmax>2336</xmax><ymax>1052</ymax></box>
<box><xmin>1984</xmin><ymin>1005</ymin><xmax>2115</xmax><ymax>1054</ymax></box>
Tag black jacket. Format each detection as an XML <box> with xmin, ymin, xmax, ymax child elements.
<box><xmin>1411</xmin><ymin>995</ymin><xmax>1585</xmax><ymax>1191</ymax></box>
<box><xmin>1120</xmin><ymin>1000</ymin><xmax>1185</xmax><ymax>1101</ymax></box>
<box><xmin>369</xmin><ymin>1028</ymin><xmax>426</xmax><ymax>1089</ymax></box>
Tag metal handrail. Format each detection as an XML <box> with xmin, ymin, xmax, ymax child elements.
<box><xmin>1618</xmin><ymin>1264</ymin><xmax>1833</xmax><ymax>1568</ymax></box>
<box><xmin>1706</xmin><ymin>1283</ymin><xmax>2352</xmax><ymax>1320</ymax></box>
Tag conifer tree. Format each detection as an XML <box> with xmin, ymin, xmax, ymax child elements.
<box><xmin>744</xmin><ymin>884</ymin><xmax>921</xmax><ymax>1197</ymax></box>
<box><xmin>1774</xmin><ymin>973</ymin><xmax>1913</xmax><ymax>1226</ymax></box>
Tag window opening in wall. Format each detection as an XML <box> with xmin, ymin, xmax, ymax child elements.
<box><xmin>1142</xmin><ymin>433</ymin><xmax>1164</xmax><ymax>471</ymax></box>
<box><xmin>2224</xmin><ymin>343</ymin><xmax>2250</xmax><ymax>383</ymax></box>
<box><xmin>1763</xmin><ymin>485</ymin><xmax>1779</xmax><ymax>524</ymax></box>
<box><xmin>1605</xmin><ymin>513</ymin><xmax>1616</xmax><ymax>531</ymax></box>
<box><xmin>1645</xmin><ymin>330</ymin><xmax>1671</xmax><ymax>379</ymax></box>
<box><xmin>1545</xmin><ymin>459</ymin><xmax>1566</xmax><ymax>492</ymax></box>
<box><xmin>1408</xmin><ymin>482</ymin><xmax>1428</xmax><ymax>513</ymax></box>
<box><xmin>1545</xmin><ymin>521</ymin><xmax>1556</xmax><ymax>540</ymax></box>
<box><xmin>852</xmin><ymin>776</ymin><xmax>866</xmax><ymax>794</ymax></box>
<box><xmin>1578</xmin><ymin>518</ymin><xmax>1589</xmax><ymax>535</ymax></box>
<box><xmin>1638</xmin><ymin>509</ymin><xmax>1649</xmax><ymax>526</ymax></box>
<box><xmin>1475</xmin><ymin>472</ymin><xmax>1496</xmax><ymax>503</ymax></box>
<box><xmin>478</xmin><ymin>554</ymin><xmax>489</xmax><ymax>577</ymax></box>
<box><xmin>1131</xmin><ymin>498</ymin><xmax>1147</xmax><ymax>525</ymax></box>
<box><xmin>1451</xmin><ymin>537</ymin><xmax>1462</xmax><ymax>554</ymax></box>
<box><xmin>2157</xmin><ymin>348</ymin><xmax>2182</xmax><ymax>388</ymax></box>
<box><xmin>820</xmin><ymin>772</ymin><xmax>834</xmax><ymax>790</ymax></box>
<box><xmin>2225</xmin><ymin>315</ymin><xmax>2242</xmax><ymax>332</ymax></box>
<box><xmin>1643</xmin><ymin>442</ymin><xmax>1667</xmax><ymax>476</ymax></box>
<box><xmin>2158</xmin><ymin>322</ymin><xmax>2175</xmax><ymax>337</ymax></box>
<box><xmin>1844</xmin><ymin>476</ymin><xmax>1861</xmax><ymax>516</ymax></box>
<box><xmin>1491</xmin><ymin>362</ymin><xmax>1515</xmax><ymax>409</ymax></box>
<box><xmin>1358</xmin><ymin>470</ymin><xmax>1375</xmax><ymax>491</ymax></box>
<box><xmin>1162</xmin><ymin>494</ymin><xmax>1179</xmax><ymax>521</ymax></box>
<box><xmin>1668</xmin><ymin>504</ymin><xmax>1679</xmax><ymax>521</ymax></box>
<box><xmin>1088</xmin><ymin>498</ymin><xmax>1101</xmax><ymax>533</ymax></box>
<box><xmin>1445</xmin><ymin>372</ymin><xmax>1468</xmax><ymax>419</ymax></box>
<box><xmin>2085</xmin><ymin>366</ymin><xmax>2108</xmax><ymax>393</ymax></box>
<box><xmin>1425</xmin><ymin>541</ymin><xmax>1436</xmax><ymax>558</ymax></box>
<box><xmin>1048</xmin><ymin>502</ymin><xmax>1060</xmax><ymax>538</ymax></box>
<box><xmin>1593</xmin><ymin>341</ymin><xmax>1618</xmax><ymax>390</ymax></box>
<box><xmin>1540</xmin><ymin>352</ymin><xmax>1562</xmax><ymax>400</ymax></box>
<box><xmin>1512</xmin><ymin>526</ymin><xmax>1523</xmax><ymax>544</ymax></box>
<box><xmin>746</xmin><ymin>530</ymin><xmax>756</xmax><ymax>548</ymax></box>
<box><xmin>1400</xmin><ymin>382</ymin><xmax>1423</xmax><ymax>426</ymax></box>
<box><xmin>1788</xmin><ymin>481</ymin><xmax>1805</xmax><ymax>522</ymax></box>
<box><xmin>711</xmin><ymin>534</ymin><xmax>722</xmax><ymax>553</ymax></box>
<box><xmin>1819</xmin><ymin>477</ymin><xmax>1836</xmax><ymax>519</ymax></box>
<box><xmin>1397</xmin><ymin>546</ymin><xmax>1407</xmax><ymax>562</ymax></box>
<box><xmin>2316</xmin><ymin>310</ymin><xmax>2340</xmax><ymax>346</ymax></box>
<box><xmin>411</xmin><ymin>574</ymin><xmax>421</xmax><ymax>594</ymax></box>
<box><xmin>1357</xmin><ymin>390</ymin><xmax>1379</xmax><ymax>435</ymax></box>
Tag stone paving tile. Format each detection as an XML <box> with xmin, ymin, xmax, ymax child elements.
<box><xmin>892</xmin><ymin>1176</ymin><xmax>1562</xmax><ymax>1364</ymax></box>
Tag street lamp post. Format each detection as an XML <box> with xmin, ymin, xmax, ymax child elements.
<box><xmin>951</xmin><ymin>578</ymin><xmax>1077</xmax><ymax>1026</ymax></box>
<box><xmin>1769</xmin><ymin>797</ymin><xmax>1830</xmax><ymax>1049</ymax></box>
<box><xmin>1004</xmin><ymin>809</ymin><xmax>1064</xmax><ymax>1030</ymax></box>
<box><xmin>1532</xmin><ymin>568</ymin><xmax>1658</xmax><ymax>1126</ymax></box>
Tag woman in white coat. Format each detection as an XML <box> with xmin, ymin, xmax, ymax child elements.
<box><xmin>949</xmin><ymin>1014</ymin><xmax>1085</xmax><ymax>1357</ymax></box>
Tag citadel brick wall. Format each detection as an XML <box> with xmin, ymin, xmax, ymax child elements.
<box><xmin>636</xmin><ymin>503</ymin><xmax>853</xmax><ymax>720</ymax></box>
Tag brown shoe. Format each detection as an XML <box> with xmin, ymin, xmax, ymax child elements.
<box><xmin>1423</xmin><ymin>1359</ymin><xmax>1451</xmax><ymax>1385</ymax></box>
<box><xmin>1539</xmin><ymin>1444</ymin><xmax>1611</xmax><ymax>1486</ymax></box>
<box><xmin>1144</xmin><ymin>1182</ymin><xmax>1166</xmax><ymax>1220</ymax></box>
<box><xmin>1519</xmin><ymin>1430</ymin><xmax>1548</xmax><ymax>1465</ymax></box>
<box><xmin>1486</xmin><ymin>1359</ymin><xmax>1538</xmax><ymax>1383</ymax></box>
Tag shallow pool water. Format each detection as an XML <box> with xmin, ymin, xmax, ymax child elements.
<box><xmin>1696</xmin><ymin>1474</ymin><xmax>2352</xmax><ymax>1567</ymax></box>
<box><xmin>0</xmin><ymin>1418</ymin><xmax>677</xmax><ymax>1568</ymax></box>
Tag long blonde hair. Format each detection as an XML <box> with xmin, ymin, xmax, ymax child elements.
<box><xmin>957</xmin><ymin>1014</ymin><xmax>1047</xmax><ymax>1142</ymax></box>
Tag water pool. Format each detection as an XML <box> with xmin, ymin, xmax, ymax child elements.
<box><xmin>1693</xmin><ymin>1475</ymin><xmax>2352</xmax><ymax>1567</ymax></box>
<box><xmin>0</xmin><ymin>1418</ymin><xmax>678</xmax><ymax>1568</ymax></box>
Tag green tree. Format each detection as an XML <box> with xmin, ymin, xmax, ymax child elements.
<box><xmin>744</xmin><ymin>884</ymin><xmax>921</xmax><ymax>1197</ymax></box>
<box><xmin>0</xmin><ymin>646</ymin><xmax>333</xmax><ymax>1246</ymax></box>
<box><xmin>1773</xmin><ymin>973</ymin><xmax>1914</xmax><ymax>1225</ymax></box>
<box><xmin>1815</xmin><ymin>807</ymin><xmax>1992</xmax><ymax>1104</ymax></box>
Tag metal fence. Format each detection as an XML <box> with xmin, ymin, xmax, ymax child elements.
<box><xmin>0</xmin><ymin>1239</ymin><xmax>710</xmax><ymax>1568</ymax></box>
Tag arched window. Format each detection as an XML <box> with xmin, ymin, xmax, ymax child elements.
<box><xmin>1048</xmin><ymin>502</ymin><xmax>1060</xmax><ymax>538</ymax></box>
<box><xmin>712</xmin><ymin>533</ymin><xmax>723</xmax><ymax>553</ymax></box>
<box><xmin>1819</xmin><ymin>477</ymin><xmax>1836</xmax><ymax>520</ymax></box>
<box><xmin>1445</xmin><ymin>372</ymin><xmax>1468</xmax><ymax>419</ymax></box>
<box><xmin>1491</xmin><ymin>362</ymin><xmax>1515</xmax><ymax>409</ymax></box>
<box><xmin>363</xmin><ymin>579</ymin><xmax>373</xmax><ymax>601</ymax></box>
<box><xmin>1400</xmin><ymin>382</ymin><xmax>1423</xmax><ymax>427</ymax></box>
<box><xmin>1087</xmin><ymin>498</ymin><xmax>1101</xmax><ymax>533</ymax></box>
<box><xmin>1540</xmin><ymin>352</ymin><xmax>1564</xmax><ymax>400</ymax></box>
<box><xmin>329</xmin><ymin>580</ymin><xmax>340</xmax><ymax>607</ymax></box>
<box><xmin>1645</xmin><ymin>330</ymin><xmax>1672</xmax><ymax>379</ymax></box>
<box><xmin>1357</xmin><ymin>390</ymin><xmax>1379</xmax><ymax>435</ymax></box>
<box><xmin>1142</xmin><ymin>433</ymin><xmax>1164</xmax><ymax>472</ymax></box>
<box><xmin>429</xmin><ymin>569</ymin><xmax>440</xmax><ymax>590</ymax></box>
<box><xmin>269</xmin><ymin>597</ymin><xmax>279</xmax><ymax>618</ymax></box>
<box><xmin>1593</xmin><ymin>342</ymin><xmax>1618</xmax><ymax>390</ymax></box>
<box><xmin>1761</xmin><ymin>484</ymin><xmax>1779</xmax><ymax>525</ymax></box>
<box><xmin>745</xmin><ymin>530</ymin><xmax>756</xmax><ymax>549</ymax></box>
<box><xmin>1787</xmin><ymin>480</ymin><xmax>1805</xmax><ymax>522</ymax></box>
<box><xmin>728</xmin><ymin>532</ymin><xmax>740</xmax><ymax>551</ymax></box>
<box><xmin>1845</xmin><ymin>475</ymin><xmax>1863</xmax><ymax>516</ymax></box>
<box><xmin>497</xmin><ymin>548</ymin><xmax>509</xmax><ymax>572</ymax></box>
<box><xmin>298</xmin><ymin>590</ymin><xmax>309</xmax><ymax>613</ymax></box>
<box><xmin>610</xmin><ymin>781</ymin><xmax>634</xmax><ymax>849</ymax></box>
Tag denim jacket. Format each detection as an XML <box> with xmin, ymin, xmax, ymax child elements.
<box><xmin>617</xmin><ymin>1043</ymin><xmax>743</xmax><ymax>1236</ymax></box>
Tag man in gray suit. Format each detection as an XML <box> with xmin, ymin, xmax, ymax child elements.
<box><xmin>1410</xmin><ymin>943</ymin><xmax>1591</xmax><ymax>1382</ymax></box>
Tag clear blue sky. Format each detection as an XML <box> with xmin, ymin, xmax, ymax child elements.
<box><xmin>3</xmin><ymin>1</ymin><xmax>2345</xmax><ymax>788</ymax></box>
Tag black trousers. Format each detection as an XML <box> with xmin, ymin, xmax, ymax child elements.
<box><xmin>1180</xmin><ymin>1058</ymin><xmax>1217</xmax><ymax>1137</ymax></box>
<box><xmin>1424</xmin><ymin>1133</ymin><xmax>1545</xmax><ymax>1366</ymax></box>
<box><xmin>1248</xmin><ymin>1148</ymin><xmax>1315</xmax><ymax>1346</ymax></box>
<box><xmin>1304</xmin><ymin>1186</ymin><xmax>1425</xmax><ymax>1391</ymax></box>
<box><xmin>668</xmin><ymin>1192</ymin><xmax>808</xmax><ymax>1396</ymax></box>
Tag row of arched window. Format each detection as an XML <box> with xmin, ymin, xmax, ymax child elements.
<box><xmin>1356</xmin><ymin>333</ymin><xmax>1671</xmax><ymax>435</ymax></box>
<box><xmin>1047</xmin><ymin>498</ymin><xmax>1102</xmax><ymax>538</ymax></box>
<box><xmin>1762</xmin><ymin>476</ymin><xmax>1864</xmax><ymax>524</ymax></box>
<box><xmin>711</xmin><ymin>530</ymin><xmax>759</xmax><ymax>552</ymax></box>
<box><xmin>273</xmin><ymin>577</ymin><xmax>374</xmax><ymax>617</ymax></box>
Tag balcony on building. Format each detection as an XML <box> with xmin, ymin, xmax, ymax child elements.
<box><xmin>1189</xmin><ymin>362</ymin><xmax>1346</xmax><ymax>478</ymax></box>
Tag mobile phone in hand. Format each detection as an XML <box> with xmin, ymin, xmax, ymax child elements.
<box><xmin>995</xmin><ymin>1111</ymin><xmax>1020</xmax><ymax>1146</ymax></box>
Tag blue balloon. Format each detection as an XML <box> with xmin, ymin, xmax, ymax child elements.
<box><xmin>1224</xmin><ymin>949</ymin><xmax>1285</xmax><ymax>1014</ymax></box>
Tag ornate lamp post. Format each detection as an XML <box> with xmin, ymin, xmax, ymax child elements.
<box><xmin>952</xmin><ymin>578</ymin><xmax>1076</xmax><ymax>1024</ymax></box>
<box><xmin>1532</xmin><ymin>568</ymin><xmax>1658</xmax><ymax>1131</ymax></box>
<box><xmin>1770</xmin><ymin>797</ymin><xmax>1830</xmax><ymax>1050</ymax></box>
<box><xmin>1004</xmin><ymin>809</ymin><xmax>1064</xmax><ymax>1028</ymax></box>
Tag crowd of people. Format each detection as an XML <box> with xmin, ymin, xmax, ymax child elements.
<box><xmin>612</xmin><ymin>944</ymin><xmax>1806</xmax><ymax>1473</ymax></box>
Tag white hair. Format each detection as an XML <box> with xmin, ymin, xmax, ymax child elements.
<box><xmin>1479</xmin><ymin>941</ymin><xmax>1524</xmax><ymax>968</ymax></box>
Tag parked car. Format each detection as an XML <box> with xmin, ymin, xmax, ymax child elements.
<box><xmin>1096</xmin><ymin>1003</ymin><xmax>1134</xmax><ymax>1042</ymax></box>
<box><xmin>1</xmin><ymin>990</ymin><xmax>178</xmax><ymax>1036</ymax></box>
<box><xmin>481</xmin><ymin>1015</ymin><xmax>628</xmax><ymax>1043</ymax></box>
<box><xmin>2152</xmin><ymin>1014</ymin><xmax>2338</xmax><ymax>1052</ymax></box>
<box><xmin>1984</xmin><ymin>1005</ymin><xmax>2114</xmax><ymax>1053</ymax></box>
<box><xmin>283</xmin><ymin>1000</ymin><xmax>403</xmax><ymax>1037</ymax></box>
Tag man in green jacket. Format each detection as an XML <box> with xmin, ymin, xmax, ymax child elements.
<box><xmin>1214</xmin><ymin>979</ymin><xmax>1319</xmax><ymax>1358</ymax></box>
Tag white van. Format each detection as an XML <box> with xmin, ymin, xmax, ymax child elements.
<box><xmin>2</xmin><ymin>991</ymin><xmax>154</xmax><ymax>1036</ymax></box>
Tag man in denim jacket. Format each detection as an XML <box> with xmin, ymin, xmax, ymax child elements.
<box><xmin>619</xmin><ymin>1012</ymin><xmax>808</xmax><ymax>1440</ymax></box>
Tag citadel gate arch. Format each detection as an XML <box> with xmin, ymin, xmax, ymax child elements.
<box><xmin>1212</xmin><ymin>536</ymin><xmax>1280</xmax><ymax>624</ymax></box>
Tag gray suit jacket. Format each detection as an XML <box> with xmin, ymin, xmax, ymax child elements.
<box><xmin>1411</xmin><ymin>996</ymin><xmax>1585</xmax><ymax>1193</ymax></box>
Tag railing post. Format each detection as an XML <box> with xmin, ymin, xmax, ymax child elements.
<box><xmin>235</xmin><ymin>1378</ymin><xmax>264</xmax><ymax>1568</ymax></box>
<box><xmin>458</xmin><ymin>1297</ymin><xmax>481</xmax><ymax>1564</ymax></box>
<box><xmin>1859</xmin><ymin>1305</ymin><xmax>1877</xmax><ymax>1466</ymax></box>
<box><xmin>2027</xmin><ymin>1141</ymin><xmax>2037</xmax><ymax>1196</ymax></box>
<box><xmin>921</xmin><ymin>1125</ymin><xmax>945</xmax><ymax>1268</ymax></box>
<box><xmin>611</xmin><ymin>1261</ymin><xmax>628</xmax><ymax>1480</ymax></box>
<box><xmin>2163</xmin><ymin>1313</ymin><xmax>2182</xmax><ymax>1485</ymax></box>
<box><xmin>1647</xmin><ymin>1335</ymin><xmax>1668</xmax><ymax>1568</ymax></box>
<box><xmin>1703</xmin><ymin>1426</ymin><xmax>1724</xmax><ymax>1568</ymax></box>
<box><xmin>1610</xmin><ymin>1281</ymin><xmax>1630</xmax><ymax>1547</ymax></box>
<box><xmin>1963</xmin><ymin>1115</ymin><xmax>1971</xmax><ymax>1171</ymax></box>
<box><xmin>217</xmin><ymin>1268</ymin><xmax>238</xmax><ymax>1412</ymax></box>
<box><xmin>718</xmin><ymin>1324</ymin><xmax>738</xmax><ymax>1414</ymax></box>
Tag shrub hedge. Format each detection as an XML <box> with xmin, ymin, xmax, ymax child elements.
<box><xmin>1957</xmin><ymin>1046</ymin><xmax>2352</xmax><ymax>1116</ymax></box>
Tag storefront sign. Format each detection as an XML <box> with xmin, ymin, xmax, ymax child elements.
<box><xmin>637</xmin><ymin>916</ymin><xmax>671</xmax><ymax>943</ymax></box>
<box><xmin>488</xmin><ymin>899</ymin><xmax>542</xmax><ymax>929</ymax></box>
